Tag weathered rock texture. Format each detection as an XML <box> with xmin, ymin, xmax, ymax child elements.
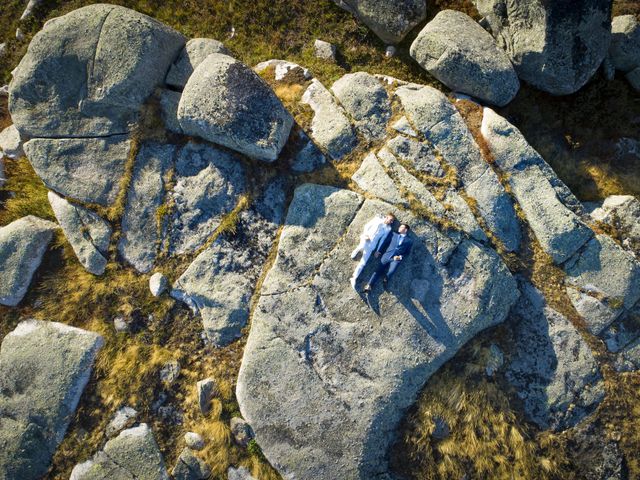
<box><xmin>331</xmin><ymin>72</ymin><xmax>392</xmax><ymax>140</ymax></box>
<box><xmin>505</xmin><ymin>281</ymin><xmax>605</xmax><ymax>431</ymax></box>
<box><xmin>118</xmin><ymin>143</ymin><xmax>174</xmax><ymax>272</ymax></box>
<box><xmin>301</xmin><ymin>79</ymin><xmax>358</xmax><ymax>161</ymax></box>
<box><xmin>410</xmin><ymin>10</ymin><xmax>519</xmax><ymax>106</ymax></box>
<box><xmin>332</xmin><ymin>0</ymin><xmax>427</xmax><ymax>44</ymax></box>
<box><xmin>171</xmin><ymin>177</ymin><xmax>286</xmax><ymax>346</ymax></box>
<box><xmin>609</xmin><ymin>15</ymin><xmax>640</xmax><ymax>74</ymax></box>
<box><xmin>166</xmin><ymin>38</ymin><xmax>231</xmax><ymax>89</ymax></box>
<box><xmin>0</xmin><ymin>320</ymin><xmax>103</xmax><ymax>480</ymax></box>
<box><xmin>48</xmin><ymin>191</ymin><xmax>111</xmax><ymax>275</ymax></box>
<box><xmin>475</xmin><ymin>0</ymin><xmax>612</xmax><ymax>95</ymax></box>
<box><xmin>24</xmin><ymin>136</ymin><xmax>131</xmax><ymax>206</ymax></box>
<box><xmin>237</xmin><ymin>184</ymin><xmax>518</xmax><ymax>479</ymax></box>
<box><xmin>396</xmin><ymin>84</ymin><xmax>521</xmax><ymax>251</ymax></box>
<box><xmin>178</xmin><ymin>53</ymin><xmax>293</xmax><ymax>162</ymax></box>
<box><xmin>0</xmin><ymin>124</ymin><xmax>24</xmax><ymax>159</ymax></box>
<box><xmin>70</xmin><ymin>424</ymin><xmax>169</xmax><ymax>480</ymax></box>
<box><xmin>0</xmin><ymin>216</ymin><xmax>56</xmax><ymax>306</ymax></box>
<box><xmin>9</xmin><ymin>4</ymin><xmax>185</xmax><ymax>137</ymax></box>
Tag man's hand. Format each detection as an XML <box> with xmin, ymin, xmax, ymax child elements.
<box><xmin>374</xmin><ymin>252</ymin><xmax>381</xmax><ymax>258</ymax></box>
<box><xmin>393</xmin><ymin>255</ymin><xmax>402</xmax><ymax>261</ymax></box>
<box><xmin>365</xmin><ymin>235</ymin><xmax>371</xmax><ymax>241</ymax></box>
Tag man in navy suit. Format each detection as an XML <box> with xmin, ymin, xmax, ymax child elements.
<box><xmin>363</xmin><ymin>223</ymin><xmax>413</xmax><ymax>292</ymax></box>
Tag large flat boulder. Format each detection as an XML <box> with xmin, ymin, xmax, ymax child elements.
<box><xmin>475</xmin><ymin>0</ymin><xmax>611</xmax><ymax>95</ymax></box>
<box><xmin>237</xmin><ymin>184</ymin><xmax>518</xmax><ymax>479</ymax></box>
<box><xmin>168</xmin><ymin>143</ymin><xmax>247</xmax><ymax>255</ymax></box>
<box><xmin>505</xmin><ymin>281</ymin><xmax>605</xmax><ymax>431</ymax></box>
<box><xmin>70</xmin><ymin>424</ymin><xmax>169</xmax><ymax>480</ymax></box>
<box><xmin>9</xmin><ymin>4</ymin><xmax>185</xmax><ymax>137</ymax></box>
<box><xmin>0</xmin><ymin>216</ymin><xmax>57</xmax><ymax>306</ymax></box>
<box><xmin>332</xmin><ymin>0</ymin><xmax>427</xmax><ymax>44</ymax></box>
<box><xmin>23</xmin><ymin>136</ymin><xmax>131</xmax><ymax>206</ymax></box>
<box><xmin>178</xmin><ymin>53</ymin><xmax>293</xmax><ymax>162</ymax></box>
<box><xmin>118</xmin><ymin>143</ymin><xmax>175</xmax><ymax>273</ymax></box>
<box><xmin>331</xmin><ymin>72</ymin><xmax>392</xmax><ymax>141</ymax></box>
<box><xmin>0</xmin><ymin>320</ymin><xmax>103</xmax><ymax>480</ymax></box>
<box><xmin>48</xmin><ymin>191</ymin><xmax>112</xmax><ymax>275</ymax></box>
<box><xmin>410</xmin><ymin>10</ymin><xmax>519</xmax><ymax>106</ymax></box>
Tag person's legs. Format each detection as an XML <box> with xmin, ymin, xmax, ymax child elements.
<box><xmin>365</xmin><ymin>261</ymin><xmax>389</xmax><ymax>290</ymax></box>
<box><xmin>351</xmin><ymin>249</ymin><xmax>372</xmax><ymax>284</ymax></box>
<box><xmin>350</xmin><ymin>237</ymin><xmax>368</xmax><ymax>259</ymax></box>
<box><xmin>385</xmin><ymin>261</ymin><xmax>400</xmax><ymax>281</ymax></box>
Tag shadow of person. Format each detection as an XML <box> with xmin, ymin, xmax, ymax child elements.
<box><xmin>359</xmin><ymin>230</ymin><xmax>455</xmax><ymax>345</ymax></box>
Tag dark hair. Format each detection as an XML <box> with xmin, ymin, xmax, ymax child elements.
<box><xmin>400</xmin><ymin>223</ymin><xmax>410</xmax><ymax>231</ymax></box>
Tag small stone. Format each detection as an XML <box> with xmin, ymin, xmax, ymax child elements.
<box><xmin>149</xmin><ymin>272</ymin><xmax>168</xmax><ymax>297</ymax></box>
<box><xmin>484</xmin><ymin>343</ymin><xmax>504</xmax><ymax>376</ymax></box>
<box><xmin>20</xmin><ymin>0</ymin><xmax>43</xmax><ymax>20</ymax></box>
<box><xmin>228</xmin><ymin>466</ymin><xmax>257</xmax><ymax>480</ymax></box>
<box><xmin>0</xmin><ymin>125</ymin><xmax>24</xmax><ymax>159</ymax></box>
<box><xmin>172</xmin><ymin>448</ymin><xmax>211</xmax><ymax>480</ymax></box>
<box><xmin>0</xmin><ymin>43</ymin><xmax>6</xmax><ymax>57</ymax></box>
<box><xmin>184</xmin><ymin>432</ymin><xmax>205</xmax><ymax>450</ymax></box>
<box><xmin>385</xmin><ymin>45</ymin><xmax>396</xmax><ymax>57</ymax></box>
<box><xmin>16</xmin><ymin>28</ymin><xmax>25</xmax><ymax>41</ymax></box>
<box><xmin>113</xmin><ymin>316</ymin><xmax>128</xmax><ymax>332</ymax></box>
<box><xmin>314</xmin><ymin>39</ymin><xmax>337</xmax><ymax>62</ymax></box>
<box><xmin>431</xmin><ymin>415</ymin><xmax>450</xmax><ymax>440</ymax></box>
<box><xmin>160</xmin><ymin>360</ymin><xmax>180</xmax><ymax>385</ymax></box>
<box><xmin>197</xmin><ymin>377</ymin><xmax>217</xmax><ymax>415</ymax></box>
<box><xmin>0</xmin><ymin>85</ymin><xmax>8</xmax><ymax>97</ymax></box>
<box><xmin>106</xmin><ymin>406</ymin><xmax>138</xmax><ymax>438</ymax></box>
<box><xmin>230</xmin><ymin>417</ymin><xmax>254</xmax><ymax>447</ymax></box>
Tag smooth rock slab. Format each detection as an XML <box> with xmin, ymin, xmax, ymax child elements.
<box><xmin>385</xmin><ymin>136</ymin><xmax>444</xmax><ymax>178</ymax></box>
<box><xmin>301</xmin><ymin>79</ymin><xmax>358</xmax><ymax>161</ymax></box>
<box><xmin>333</xmin><ymin>0</ymin><xmax>427</xmax><ymax>44</ymax></box>
<box><xmin>505</xmin><ymin>281</ymin><xmax>604</xmax><ymax>431</ymax></box>
<box><xmin>0</xmin><ymin>216</ymin><xmax>56</xmax><ymax>306</ymax></box>
<box><xmin>331</xmin><ymin>72</ymin><xmax>392</xmax><ymax>141</ymax></box>
<box><xmin>410</xmin><ymin>10</ymin><xmax>519</xmax><ymax>106</ymax></box>
<box><xmin>169</xmin><ymin>142</ymin><xmax>246</xmax><ymax>255</ymax></box>
<box><xmin>166</xmin><ymin>38</ymin><xmax>231</xmax><ymax>89</ymax></box>
<box><xmin>9</xmin><ymin>4</ymin><xmax>185</xmax><ymax>137</ymax></box>
<box><xmin>118</xmin><ymin>143</ymin><xmax>174</xmax><ymax>273</ymax></box>
<box><xmin>48</xmin><ymin>191</ymin><xmax>111</xmax><ymax>275</ymax></box>
<box><xmin>0</xmin><ymin>320</ymin><xmax>103</xmax><ymax>480</ymax></box>
<box><xmin>237</xmin><ymin>184</ymin><xmax>518</xmax><ymax>479</ymax></box>
<box><xmin>564</xmin><ymin>234</ymin><xmax>640</xmax><ymax>335</ymax></box>
<box><xmin>475</xmin><ymin>0</ymin><xmax>611</xmax><ymax>95</ymax></box>
<box><xmin>178</xmin><ymin>53</ymin><xmax>293</xmax><ymax>162</ymax></box>
<box><xmin>70</xmin><ymin>424</ymin><xmax>169</xmax><ymax>480</ymax></box>
<box><xmin>24</xmin><ymin>136</ymin><xmax>131</xmax><ymax>206</ymax></box>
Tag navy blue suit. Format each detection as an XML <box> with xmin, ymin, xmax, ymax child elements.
<box><xmin>367</xmin><ymin>232</ymin><xmax>413</xmax><ymax>287</ymax></box>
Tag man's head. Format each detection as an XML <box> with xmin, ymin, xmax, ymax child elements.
<box><xmin>398</xmin><ymin>223</ymin><xmax>410</xmax><ymax>235</ymax></box>
<box><xmin>383</xmin><ymin>213</ymin><xmax>396</xmax><ymax>225</ymax></box>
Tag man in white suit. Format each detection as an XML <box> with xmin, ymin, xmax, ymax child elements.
<box><xmin>350</xmin><ymin>212</ymin><xmax>395</xmax><ymax>289</ymax></box>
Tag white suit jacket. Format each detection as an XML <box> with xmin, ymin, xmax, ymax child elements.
<box><xmin>360</xmin><ymin>216</ymin><xmax>391</xmax><ymax>255</ymax></box>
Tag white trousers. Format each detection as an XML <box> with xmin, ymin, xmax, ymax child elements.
<box><xmin>351</xmin><ymin>238</ymin><xmax>375</xmax><ymax>281</ymax></box>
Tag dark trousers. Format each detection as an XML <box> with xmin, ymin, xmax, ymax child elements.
<box><xmin>368</xmin><ymin>260</ymin><xmax>400</xmax><ymax>286</ymax></box>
